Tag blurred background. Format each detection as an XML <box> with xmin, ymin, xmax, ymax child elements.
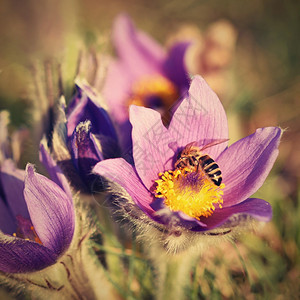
<box><xmin>0</xmin><ymin>0</ymin><xmax>299</xmax><ymax>299</ymax></box>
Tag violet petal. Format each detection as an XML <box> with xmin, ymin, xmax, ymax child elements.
<box><xmin>169</xmin><ymin>76</ymin><xmax>228</xmax><ymax>159</ymax></box>
<box><xmin>199</xmin><ymin>198</ymin><xmax>272</xmax><ymax>231</ymax></box>
<box><xmin>71</xmin><ymin>121</ymin><xmax>104</xmax><ymax>164</ymax></box>
<box><xmin>93</xmin><ymin>158</ymin><xmax>154</xmax><ymax>215</ymax></box>
<box><xmin>0</xmin><ymin>198</ymin><xmax>16</xmax><ymax>235</ymax></box>
<box><xmin>102</xmin><ymin>60</ymin><xmax>133</xmax><ymax>124</ymax></box>
<box><xmin>218</xmin><ymin>127</ymin><xmax>282</xmax><ymax>207</ymax></box>
<box><xmin>0</xmin><ymin>236</ymin><xmax>57</xmax><ymax>273</ymax></box>
<box><xmin>39</xmin><ymin>143</ymin><xmax>73</xmax><ymax>200</ymax></box>
<box><xmin>67</xmin><ymin>84</ymin><xmax>118</xmax><ymax>142</ymax></box>
<box><xmin>130</xmin><ymin>105</ymin><xmax>174</xmax><ymax>189</ymax></box>
<box><xmin>23</xmin><ymin>164</ymin><xmax>75</xmax><ymax>256</ymax></box>
<box><xmin>67</xmin><ymin>94</ymin><xmax>88</xmax><ymax>137</ymax></box>
<box><xmin>162</xmin><ymin>42</ymin><xmax>191</xmax><ymax>92</ymax></box>
<box><xmin>70</xmin><ymin>121</ymin><xmax>109</xmax><ymax>188</ymax></box>
<box><xmin>113</xmin><ymin>14</ymin><xmax>164</xmax><ymax>79</ymax></box>
<box><xmin>117</xmin><ymin>120</ymin><xmax>133</xmax><ymax>163</ymax></box>
<box><xmin>0</xmin><ymin>160</ymin><xmax>29</xmax><ymax>219</ymax></box>
<box><xmin>152</xmin><ymin>198</ymin><xmax>271</xmax><ymax>232</ymax></box>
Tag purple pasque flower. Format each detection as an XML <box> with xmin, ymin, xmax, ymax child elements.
<box><xmin>63</xmin><ymin>79</ymin><xmax>120</xmax><ymax>189</ymax></box>
<box><xmin>0</xmin><ymin>149</ymin><xmax>74</xmax><ymax>273</ymax></box>
<box><xmin>102</xmin><ymin>13</ymin><xmax>191</xmax><ymax>151</ymax></box>
<box><xmin>67</xmin><ymin>80</ymin><xmax>118</xmax><ymax>143</ymax></box>
<box><xmin>94</xmin><ymin>76</ymin><xmax>281</xmax><ymax>233</ymax></box>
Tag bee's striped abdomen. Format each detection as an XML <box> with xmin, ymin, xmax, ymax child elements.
<box><xmin>199</xmin><ymin>155</ymin><xmax>222</xmax><ymax>186</ymax></box>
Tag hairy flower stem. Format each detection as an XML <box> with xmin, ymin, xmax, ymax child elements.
<box><xmin>59</xmin><ymin>254</ymin><xmax>97</xmax><ymax>300</ymax></box>
<box><xmin>148</xmin><ymin>242</ymin><xmax>199</xmax><ymax>300</ymax></box>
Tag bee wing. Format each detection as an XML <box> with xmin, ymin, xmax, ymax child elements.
<box><xmin>183</xmin><ymin>141</ymin><xmax>199</xmax><ymax>149</ymax></box>
<box><xmin>199</xmin><ymin>139</ymin><xmax>229</xmax><ymax>152</ymax></box>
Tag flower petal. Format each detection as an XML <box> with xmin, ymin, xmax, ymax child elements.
<box><xmin>0</xmin><ymin>160</ymin><xmax>29</xmax><ymax>219</ymax></box>
<box><xmin>117</xmin><ymin>120</ymin><xmax>133</xmax><ymax>162</ymax></box>
<box><xmin>67</xmin><ymin>83</ymin><xmax>118</xmax><ymax>141</ymax></box>
<box><xmin>218</xmin><ymin>127</ymin><xmax>282</xmax><ymax>206</ymax></box>
<box><xmin>70</xmin><ymin>121</ymin><xmax>121</xmax><ymax>189</ymax></box>
<box><xmin>169</xmin><ymin>76</ymin><xmax>228</xmax><ymax>159</ymax></box>
<box><xmin>39</xmin><ymin>142</ymin><xmax>73</xmax><ymax>200</ymax></box>
<box><xmin>150</xmin><ymin>198</ymin><xmax>208</xmax><ymax>230</ymax></box>
<box><xmin>0</xmin><ymin>197</ymin><xmax>16</xmax><ymax>235</ymax></box>
<box><xmin>199</xmin><ymin>198</ymin><xmax>272</xmax><ymax>230</ymax></box>
<box><xmin>162</xmin><ymin>42</ymin><xmax>191</xmax><ymax>92</ymax></box>
<box><xmin>71</xmin><ymin>121</ymin><xmax>104</xmax><ymax>164</ymax></box>
<box><xmin>102</xmin><ymin>60</ymin><xmax>133</xmax><ymax>124</ymax></box>
<box><xmin>151</xmin><ymin>197</ymin><xmax>271</xmax><ymax>232</ymax></box>
<box><xmin>93</xmin><ymin>158</ymin><xmax>154</xmax><ymax>215</ymax></box>
<box><xmin>0</xmin><ymin>236</ymin><xmax>57</xmax><ymax>273</ymax></box>
<box><xmin>113</xmin><ymin>14</ymin><xmax>165</xmax><ymax>79</ymax></box>
<box><xmin>23</xmin><ymin>164</ymin><xmax>75</xmax><ymax>256</ymax></box>
<box><xmin>67</xmin><ymin>79</ymin><xmax>107</xmax><ymax>115</ymax></box>
<box><xmin>130</xmin><ymin>105</ymin><xmax>174</xmax><ymax>189</ymax></box>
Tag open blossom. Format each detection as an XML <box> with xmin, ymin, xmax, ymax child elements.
<box><xmin>94</xmin><ymin>76</ymin><xmax>281</xmax><ymax>239</ymax></box>
<box><xmin>0</xmin><ymin>147</ymin><xmax>74</xmax><ymax>273</ymax></box>
<box><xmin>102</xmin><ymin>14</ymin><xmax>191</xmax><ymax>151</ymax></box>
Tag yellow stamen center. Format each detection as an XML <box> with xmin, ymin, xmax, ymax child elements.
<box><xmin>154</xmin><ymin>168</ymin><xmax>225</xmax><ymax>219</ymax></box>
<box><xmin>128</xmin><ymin>75</ymin><xmax>179</xmax><ymax>108</ymax></box>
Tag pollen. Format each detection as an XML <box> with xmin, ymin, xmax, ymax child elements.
<box><xmin>154</xmin><ymin>168</ymin><xmax>225</xmax><ymax>219</ymax></box>
<box><xmin>30</xmin><ymin>226</ymin><xmax>42</xmax><ymax>244</ymax></box>
<box><xmin>128</xmin><ymin>76</ymin><xmax>179</xmax><ymax>108</ymax></box>
<box><xmin>13</xmin><ymin>216</ymin><xmax>43</xmax><ymax>245</ymax></box>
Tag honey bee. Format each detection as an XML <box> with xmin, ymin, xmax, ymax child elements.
<box><xmin>174</xmin><ymin>140</ymin><xmax>228</xmax><ymax>186</ymax></box>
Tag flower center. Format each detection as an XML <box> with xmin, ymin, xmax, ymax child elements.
<box><xmin>13</xmin><ymin>215</ymin><xmax>42</xmax><ymax>244</ymax></box>
<box><xmin>128</xmin><ymin>76</ymin><xmax>179</xmax><ymax>111</ymax></box>
<box><xmin>154</xmin><ymin>168</ymin><xmax>224</xmax><ymax>219</ymax></box>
